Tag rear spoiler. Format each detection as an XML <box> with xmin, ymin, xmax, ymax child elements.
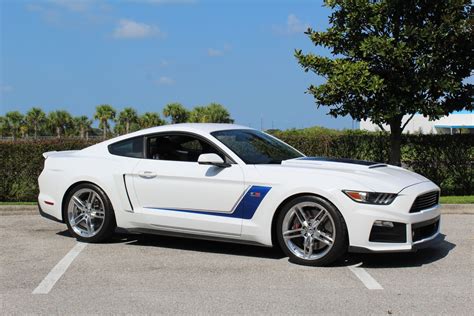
<box><xmin>42</xmin><ymin>151</ymin><xmax>57</xmax><ymax>158</ymax></box>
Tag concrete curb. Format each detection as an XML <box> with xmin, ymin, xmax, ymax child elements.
<box><xmin>0</xmin><ymin>203</ymin><xmax>472</xmax><ymax>216</ymax></box>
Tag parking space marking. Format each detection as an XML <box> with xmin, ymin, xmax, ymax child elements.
<box><xmin>347</xmin><ymin>263</ymin><xmax>383</xmax><ymax>290</ymax></box>
<box><xmin>32</xmin><ymin>242</ymin><xmax>87</xmax><ymax>294</ymax></box>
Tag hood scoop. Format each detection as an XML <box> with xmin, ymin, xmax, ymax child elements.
<box><xmin>282</xmin><ymin>157</ymin><xmax>388</xmax><ymax>169</ymax></box>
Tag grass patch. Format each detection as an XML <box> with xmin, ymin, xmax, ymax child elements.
<box><xmin>440</xmin><ymin>195</ymin><xmax>474</xmax><ymax>204</ymax></box>
<box><xmin>0</xmin><ymin>201</ymin><xmax>36</xmax><ymax>205</ymax></box>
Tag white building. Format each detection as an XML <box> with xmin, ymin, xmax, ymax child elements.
<box><xmin>360</xmin><ymin>110</ymin><xmax>473</xmax><ymax>134</ymax></box>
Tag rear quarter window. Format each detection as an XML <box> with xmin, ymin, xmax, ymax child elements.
<box><xmin>108</xmin><ymin>137</ymin><xmax>144</xmax><ymax>158</ymax></box>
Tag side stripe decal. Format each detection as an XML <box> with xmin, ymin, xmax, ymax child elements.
<box><xmin>145</xmin><ymin>185</ymin><xmax>271</xmax><ymax>220</ymax></box>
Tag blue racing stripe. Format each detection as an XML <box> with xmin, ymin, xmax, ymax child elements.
<box><xmin>145</xmin><ymin>185</ymin><xmax>271</xmax><ymax>219</ymax></box>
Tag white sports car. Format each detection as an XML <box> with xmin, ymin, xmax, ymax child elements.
<box><xmin>38</xmin><ymin>123</ymin><xmax>442</xmax><ymax>266</ymax></box>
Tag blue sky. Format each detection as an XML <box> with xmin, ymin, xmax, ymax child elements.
<box><xmin>1</xmin><ymin>0</ymin><xmax>354</xmax><ymax>130</ymax></box>
<box><xmin>4</xmin><ymin>1</ymin><xmax>470</xmax><ymax>130</ymax></box>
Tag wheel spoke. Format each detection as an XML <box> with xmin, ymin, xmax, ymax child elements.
<box><xmin>85</xmin><ymin>216</ymin><xmax>93</xmax><ymax>233</ymax></box>
<box><xmin>315</xmin><ymin>230</ymin><xmax>334</xmax><ymax>246</ymax></box>
<box><xmin>72</xmin><ymin>213</ymin><xmax>86</xmax><ymax>225</ymax></box>
<box><xmin>293</xmin><ymin>206</ymin><xmax>308</xmax><ymax>227</ymax></box>
<box><xmin>72</xmin><ymin>196</ymin><xmax>85</xmax><ymax>211</ymax></box>
<box><xmin>87</xmin><ymin>191</ymin><xmax>97</xmax><ymax>204</ymax></box>
<box><xmin>91</xmin><ymin>209</ymin><xmax>105</xmax><ymax>219</ymax></box>
<box><xmin>283</xmin><ymin>228</ymin><xmax>303</xmax><ymax>239</ymax></box>
<box><xmin>303</xmin><ymin>235</ymin><xmax>314</xmax><ymax>258</ymax></box>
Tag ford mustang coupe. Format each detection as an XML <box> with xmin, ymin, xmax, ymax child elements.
<box><xmin>38</xmin><ymin>124</ymin><xmax>442</xmax><ymax>266</ymax></box>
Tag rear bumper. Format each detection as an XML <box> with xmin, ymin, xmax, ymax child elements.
<box><xmin>38</xmin><ymin>202</ymin><xmax>63</xmax><ymax>223</ymax></box>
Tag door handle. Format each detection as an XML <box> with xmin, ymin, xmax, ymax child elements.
<box><xmin>138</xmin><ymin>171</ymin><xmax>157</xmax><ymax>179</ymax></box>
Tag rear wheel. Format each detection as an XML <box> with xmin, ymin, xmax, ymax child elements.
<box><xmin>64</xmin><ymin>183</ymin><xmax>116</xmax><ymax>242</ymax></box>
<box><xmin>276</xmin><ymin>195</ymin><xmax>347</xmax><ymax>266</ymax></box>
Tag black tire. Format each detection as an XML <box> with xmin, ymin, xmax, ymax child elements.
<box><xmin>276</xmin><ymin>195</ymin><xmax>348</xmax><ymax>266</ymax></box>
<box><xmin>64</xmin><ymin>183</ymin><xmax>116</xmax><ymax>243</ymax></box>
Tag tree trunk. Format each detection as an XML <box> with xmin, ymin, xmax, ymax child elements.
<box><xmin>389</xmin><ymin>116</ymin><xmax>403</xmax><ymax>166</ymax></box>
<box><xmin>56</xmin><ymin>126</ymin><xmax>61</xmax><ymax>139</ymax></box>
<box><xmin>34</xmin><ymin>126</ymin><xmax>38</xmax><ymax>140</ymax></box>
<box><xmin>86</xmin><ymin>130</ymin><xmax>89</xmax><ymax>140</ymax></box>
<box><xmin>126</xmin><ymin>121</ymin><xmax>130</xmax><ymax>134</ymax></box>
<box><xmin>80</xmin><ymin>127</ymin><xmax>85</xmax><ymax>139</ymax></box>
<box><xmin>103</xmin><ymin>123</ymin><xmax>107</xmax><ymax>140</ymax></box>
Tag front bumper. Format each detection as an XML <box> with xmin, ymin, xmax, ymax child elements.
<box><xmin>341</xmin><ymin>181</ymin><xmax>443</xmax><ymax>253</ymax></box>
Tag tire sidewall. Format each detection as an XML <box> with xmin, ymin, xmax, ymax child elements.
<box><xmin>64</xmin><ymin>183</ymin><xmax>116</xmax><ymax>243</ymax></box>
<box><xmin>276</xmin><ymin>195</ymin><xmax>348</xmax><ymax>266</ymax></box>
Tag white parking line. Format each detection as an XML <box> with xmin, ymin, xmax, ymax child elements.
<box><xmin>32</xmin><ymin>242</ymin><xmax>87</xmax><ymax>294</ymax></box>
<box><xmin>347</xmin><ymin>263</ymin><xmax>383</xmax><ymax>290</ymax></box>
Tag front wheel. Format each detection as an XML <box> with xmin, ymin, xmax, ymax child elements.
<box><xmin>276</xmin><ymin>195</ymin><xmax>348</xmax><ymax>266</ymax></box>
<box><xmin>64</xmin><ymin>183</ymin><xmax>116</xmax><ymax>243</ymax></box>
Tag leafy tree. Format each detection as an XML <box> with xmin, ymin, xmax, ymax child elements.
<box><xmin>26</xmin><ymin>107</ymin><xmax>46</xmax><ymax>139</ymax></box>
<box><xmin>5</xmin><ymin>111</ymin><xmax>24</xmax><ymax>141</ymax></box>
<box><xmin>117</xmin><ymin>107</ymin><xmax>138</xmax><ymax>134</ymax></box>
<box><xmin>139</xmin><ymin>112</ymin><xmax>165</xmax><ymax>128</ymax></box>
<box><xmin>188</xmin><ymin>103</ymin><xmax>234</xmax><ymax>123</ymax></box>
<box><xmin>48</xmin><ymin>110</ymin><xmax>73</xmax><ymax>138</ymax></box>
<box><xmin>163</xmin><ymin>103</ymin><xmax>190</xmax><ymax>124</ymax></box>
<box><xmin>74</xmin><ymin>116</ymin><xmax>92</xmax><ymax>140</ymax></box>
<box><xmin>295</xmin><ymin>0</ymin><xmax>473</xmax><ymax>165</ymax></box>
<box><xmin>0</xmin><ymin>116</ymin><xmax>7</xmax><ymax>137</ymax></box>
<box><xmin>94</xmin><ymin>104</ymin><xmax>116</xmax><ymax>139</ymax></box>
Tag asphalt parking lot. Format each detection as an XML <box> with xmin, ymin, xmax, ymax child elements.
<box><xmin>0</xmin><ymin>213</ymin><xmax>472</xmax><ymax>315</ymax></box>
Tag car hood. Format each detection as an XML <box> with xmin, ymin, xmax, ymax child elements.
<box><xmin>277</xmin><ymin>157</ymin><xmax>430</xmax><ymax>193</ymax></box>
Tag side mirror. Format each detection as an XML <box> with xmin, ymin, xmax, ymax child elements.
<box><xmin>198</xmin><ymin>153</ymin><xmax>231</xmax><ymax>168</ymax></box>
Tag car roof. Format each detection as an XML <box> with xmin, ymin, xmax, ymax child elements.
<box><xmin>135</xmin><ymin>123</ymin><xmax>253</xmax><ymax>135</ymax></box>
<box><xmin>82</xmin><ymin>123</ymin><xmax>254</xmax><ymax>154</ymax></box>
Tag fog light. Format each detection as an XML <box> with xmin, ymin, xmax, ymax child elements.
<box><xmin>374</xmin><ymin>220</ymin><xmax>394</xmax><ymax>228</ymax></box>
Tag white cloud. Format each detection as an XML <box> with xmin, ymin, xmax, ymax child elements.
<box><xmin>273</xmin><ymin>14</ymin><xmax>309</xmax><ymax>36</ymax></box>
<box><xmin>47</xmin><ymin>0</ymin><xmax>94</xmax><ymax>12</ymax></box>
<box><xmin>155</xmin><ymin>76</ymin><xmax>175</xmax><ymax>85</ymax></box>
<box><xmin>113</xmin><ymin>19</ymin><xmax>166</xmax><ymax>39</ymax></box>
<box><xmin>207</xmin><ymin>48</ymin><xmax>223</xmax><ymax>57</ymax></box>
<box><xmin>207</xmin><ymin>44</ymin><xmax>231</xmax><ymax>57</ymax></box>
<box><xmin>0</xmin><ymin>85</ymin><xmax>13</xmax><ymax>94</ymax></box>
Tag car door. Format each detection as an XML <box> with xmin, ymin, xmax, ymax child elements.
<box><xmin>130</xmin><ymin>133</ymin><xmax>246</xmax><ymax>236</ymax></box>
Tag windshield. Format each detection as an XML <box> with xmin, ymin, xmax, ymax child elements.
<box><xmin>211</xmin><ymin>129</ymin><xmax>304</xmax><ymax>164</ymax></box>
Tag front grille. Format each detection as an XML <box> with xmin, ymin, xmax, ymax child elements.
<box><xmin>412</xmin><ymin>216</ymin><xmax>440</xmax><ymax>242</ymax></box>
<box><xmin>410</xmin><ymin>191</ymin><xmax>439</xmax><ymax>213</ymax></box>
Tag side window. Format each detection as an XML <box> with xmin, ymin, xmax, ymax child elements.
<box><xmin>109</xmin><ymin>137</ymin><xmax>144</xmax><ymax>158</ymax></box>
<box><xmin>147</xmin><ymin>134</ymin><xmax>223</xmax><ymax>162</ymax></box>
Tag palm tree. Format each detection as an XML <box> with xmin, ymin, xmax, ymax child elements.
<box><xmin>74</xmin><ymin>116</ymin><xmax>92</xmax><ymax>140</ymax></box>
<box><xmin>117</xmin><ymin>107</ymin><xmax>138</xmax><ymax>134</ymax></box>
<box><xmin>163</xmin><ymin>103</ymin><xmax>189</xmax><ymax>124</ymax></box>
<box><xmin>5</xmin><ymin>111</ymin><xmax>24</xmax><ymax>141</ymax></box>
<box><xmin>48</xmin><ymin>110</ymin><xmax>72</xmax><ymax>139</ymax></box>
<box><xmin>139</xmin><ymin>112</ymin><xmax>165</xmax><ymax>128</ymax></box>
<box><xmin>94</xmin><ymin>104</ymin><xmax>116</xmax><ymax>139</ymax></box>
<box><xmin>188</xmin><ymin>106</ymin><xmax>208</xmax><ymax>123</ymax></box>
<box><xmin>206</xmin><ymin>103</ymin><xmax>234</xmax><ymax>123</ymax></box>
<box><xmin>26</xmin><ymin>107</ymin><xmax>46</xmax><ymax>139</ymax></box>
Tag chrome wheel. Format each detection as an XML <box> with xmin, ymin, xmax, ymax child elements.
<box><xmin>282</xmin><ymin>201</ymin><xmax>336</xmax><ymax>260</ymax></box>
<box><xmin>67</xmin><ymin>188</ymin><xmax>106</xmax><ymax>238</ymax></box>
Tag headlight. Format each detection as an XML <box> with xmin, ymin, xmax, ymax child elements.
<box><xmin>343</xmin><ymin>190</ymin><xmax>397</xmax><ymax>205</ymax></box>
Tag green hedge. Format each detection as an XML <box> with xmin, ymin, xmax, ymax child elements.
<box><xmin>272</xmin><ymin>129</ymin><xmax>473</xmax><ymax>196</ymax></box>
<box><xmin>0</xmin><ymin>140</ymin><xmax>97</xmax><ymax>202</ymax></box>
<box><xmin>0</xmin><ymin>132</ymin><xmax>472</xmax><ymax>201</ymax></box>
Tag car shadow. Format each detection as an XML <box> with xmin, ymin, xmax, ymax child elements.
<box><xmin>336</xmin><ymin>235</ymin><xmax>456</xmax><ymax>268</ymax></box>
<box><xmin>56</xmin><ymin>230</ymin><xmax>456</xmax><ymax>267</ymax></box>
